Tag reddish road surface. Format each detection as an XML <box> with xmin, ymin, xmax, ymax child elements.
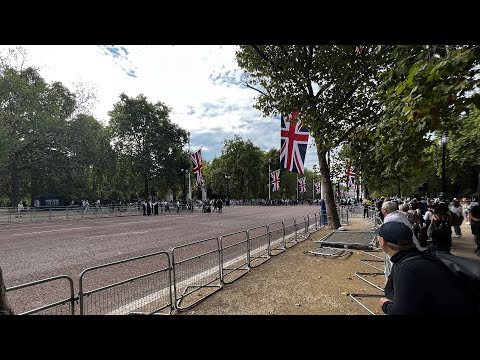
<box><xmin>0</xmin><ymin>205</ymin><xmax>319</xmax><ymax>288</ymax></box>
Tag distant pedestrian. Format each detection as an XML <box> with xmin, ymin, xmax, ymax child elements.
<box><xmin>450</xmin><ymin>199</ymin><xmax>464</xmax><ymax>238</ymax></box>
<box><xmin>470</xmin><ymin>203</ymin><xmax>480</xmax><ymax>255</ymax></box>
<box><xmin>427</xmin><ymin>202</ymin><xmax>454</xmax><ymax>253</ymax></box>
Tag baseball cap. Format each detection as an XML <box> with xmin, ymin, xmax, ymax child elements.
<box><xmin>375</xmin><ymin>221</ymin><xmax>413</xmax><ymax>245</ymax></box>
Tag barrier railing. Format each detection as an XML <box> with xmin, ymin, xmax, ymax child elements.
<box><xmin>172</xmin><ymin>237</ymin><xmax>222</xmax><ymax>311</ymax></box>
<box><xmin>247</xmin><ymin>225</ymin><xmax>270</xmax><ymax>268</ymax></box>
<box><xmin>267</xmin><ymin>221</ymin><xmax>286</xmax><ymax>256</ymax></box>
<box><xmin>294</xmin><ymin>216</ymin><xmax>308</xmax><ymax>241</ymax></box>
<box><xmin>79</xmin><ymin>251</ymin><xmax>172</xmax><ymax>315</ymax></box>
<box><xmin>219</xmin><ymin>231</ymin><xmax>249</xmax><ymax>284</ymax></box>
<box><xmin>7</xmin><ymin>211</ymin><xmax>321</xmax><ymax>314</ymax></box>
<box><xmin>6</xmin><ymin>275</ymin><xmax>76</xmax><ymax>315</ymax></box>
<box><xmin>283</xmin><ymin>218</ymin><xmax>297</xmax><ymax>248</ymax></box>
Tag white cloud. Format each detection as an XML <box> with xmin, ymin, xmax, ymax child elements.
<box><xmin>0</xmin><ymin>45</ymin><xmax>319</xmax><ymax>171</ymax></box>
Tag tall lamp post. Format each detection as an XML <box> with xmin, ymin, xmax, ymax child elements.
<box><xmin>439</xmin><ymin>129</ymin><xmax>449</xmax><ymax>201</ymax></box>
<box><xmin>224</xmin><ymin>173</ymin><xmax>231</xmax><ymax>199</ymax></box>
<box><xmin>187</xmin><ymin>171</ymin><xmax>191</xmax><ymax>201</ymax></box>
<box><xmin>181</xmin><ymin>168</ymin><xmax>187</xmax><ymax>202</ymax></box>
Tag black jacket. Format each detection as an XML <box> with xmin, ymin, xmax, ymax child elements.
<box><xmin>382</xmin><ymin>248</ymin><xmax>477</xmax><ymax>315</ymax></box>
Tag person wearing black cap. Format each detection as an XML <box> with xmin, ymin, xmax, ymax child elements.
<box><xmin>377</xmin><ymin>221</ymin><xmax>477</xmax><ymax>315</ymax></box>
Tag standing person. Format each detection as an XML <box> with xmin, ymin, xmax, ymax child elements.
<box><xmin>423</xmin><ymin>203</ymin><xmax>434</xmax><ymax>230</ymax></box>
<box><xmin>377</xmin><ymin>221</ymin><xmax>477</xmax><ymax>315</ymax></box>
<box><xmin>450</xmin><ymin>199</ymin><xmax>464</xmax><ymax>238</ymax></box>
<box><xmin>464</xmin><ymin>199</ymin><xmax>471</xmax><ymax>224</ymax></box>
<box><xmin>470</xmin><ymin>203</ymin><xmax>480</xmax><ymax>255</ymax></box>
<box><xmin>362</xmin><ymin>198</ymin><xmax>371</xmax><ymax>218</ymax></box>
<box><xmin>427</xmin><ymin>202</ymin><xmax>454</xmax><ymax>253</ymax></box>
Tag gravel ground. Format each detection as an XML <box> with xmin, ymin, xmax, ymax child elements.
<box><xmin>178</xmin><ymin>217</ymin><xmax>479</xmax><ymax>315</ymax></box>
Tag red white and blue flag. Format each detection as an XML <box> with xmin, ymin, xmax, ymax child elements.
<box><xmin>280</xmin><ymin>111</ymin><xmax>309</xmax><ymax>174</ymax></box>
<box><xmin>271</xmin><ymin>169</ymin><xmax>281</xmax><ymax>192</ymax></box>
<box><xmin>346</xmin><ymin>166</ymin><xmax>357</xmax><ymax>189</ymax></box>
<box><xmin>298</xmin><ymin>177</ymin><xmax>307</xmax><ymax>193</ymax></box>
<box><xmin>191</xmin><ymin>148</ymin><xmax>204</xmax><ymax>186</ymax></box>
<box><xmin>314</xmin><ymin>181</ymin><xmax>321</xmax><ymax>194</ymax></box>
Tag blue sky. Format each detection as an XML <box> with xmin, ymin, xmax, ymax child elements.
<box><xmin>1</xmin><ymin>45</ymin><xmax>319</xmax><ymax>171</ymax></box>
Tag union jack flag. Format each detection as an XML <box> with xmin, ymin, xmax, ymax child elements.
<box><xmin>271</xmin><ymin>169</ymin><xmax>281</xmax><ymax>192</ymax></box>
<box><xmin>191</xmin><ymin>148</ymin><xmax>204</xmax><ymax>186</ymax></box>
<box><xmin>280</xmin><ymin>112</ymin><xmax>309</xmax><ymax>174</ymax></box>
<box><xmin>314</xmin><ymin>181</ymin><xmax>321</xmax><ymax>194</ymax></box>
<box><xmin>298</xmin><ymin>176</ymin><xmax>307</xmax><ymax>193</ymax></box>
<box><xmin>346</xmin><ymin>166</ymin><xmax>356</xmax><ymax>189</ymax></box>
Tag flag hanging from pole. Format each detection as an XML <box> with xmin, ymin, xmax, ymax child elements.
<box><xmin>314</xmin><ymin>181</ymin><xmax>321</xmax><ymax>194</ymax></box>
<box><xmin>271</xmin><ymin>169</ymin><xmax>281</xmax><ymax>192</ymax></box>
<box><xmin>298</xmin><ymin>176</ymin><xmax>307</xmax><ymax>193</ymax></box>
<box><xmin>191</xmin><ymin>148</ymin><xmax>204</xmax><ymax>186</ymax></box>
<box><xmin>346</xmin><ymin>166</ymin><xmax>356</xmax><ymax>189</ymax></box>
<box><xmin>280</xmin><ymin>111</ymin><xmax>309</xmax><ymax>174</ymax></box>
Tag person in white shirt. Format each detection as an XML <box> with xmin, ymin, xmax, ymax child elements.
<box><xmin>450</xmin><ymin>199</ymin><xmax>464</xmax><ymax>237</ymax></box>
<box><xmin>379</xmin><ymin>201</ymin><xmax>423</xmax><ymax>279</ymax></box>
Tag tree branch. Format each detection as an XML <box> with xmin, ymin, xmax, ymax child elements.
<box><xmin>246</xmin><ymin>83</ymin><xmax>268</xmax><ymax>97</ymax></box>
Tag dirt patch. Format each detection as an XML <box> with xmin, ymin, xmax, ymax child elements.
<box><xmin>177</xmin><ymin>216</ymin><xmax>479</xmax><ymax>315</ymax></box>
<box><xmin>177</xmin><ymin>217</ymin><xmax>385</xmax><ymax>315</ymax></box>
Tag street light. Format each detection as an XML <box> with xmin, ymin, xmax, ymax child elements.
<box><xmin>181</xmin><ymin>168</ymin><xmax>187</xmax><ymax>202</ymax></box>
<box><xmin>439</xmin><ymin>129</ymin><xmax>449</xmax><ymax>201</ymax></box>
<box><xmin>224</xmin><ymin>173</ymin><xmax>231</xmax><ymax>199</ymax></box>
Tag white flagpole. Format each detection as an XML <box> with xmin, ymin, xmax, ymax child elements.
<box><xmin>296</xmin><ymin>173</ymin><xmax>299</xmax><ymax>200</ymax></box>
<box><xmin>312</xmin><ymin>178</ymin><xmax>314</xmax><ymax>200</ymax></box>
<box><xmin>188</xmin><ymin>132</ymin><xmax>191</xmax><ymax>201</ymax></box>
<box><xmin>268</xmin><ymin>163</ymin><xmax>271</xmax><ymax>200</ymax></box>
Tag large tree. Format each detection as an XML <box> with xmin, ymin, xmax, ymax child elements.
<box><xmin>206</xmin><ymin>135</ymin><xmax>265</xmax><ymax>199</ymax></box>
<box><xmin>108</xmin><ymin>94</ymin><xmax>188</xmax><ymax>200</ymax></box>
<box><xmin>347</xmin><ymin>45</ymin><xmax>480</xmax><ymax>199</ymax></box>
<box><xmin>0</xmin><ymin>65</ymin><xmax>76</xmax><ymax>206</ymax></box>
<box><xmin>236</xmin><ymin>45</ymin><xmax>391</xmax><ymax>227</ymax></box>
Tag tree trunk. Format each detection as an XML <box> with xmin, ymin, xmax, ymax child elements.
<box><xmin>0</xmin><ymin>266</ymin><xmax>14</xmax><ymax>315</ymax></box>
<box><xmin>477</xmin><ymin>172</ymin><xmax>480</xmax><ymax>198</ymax></box>
<box><xmin>9</xmin><ymin>156</ymin><xmax>20</xmax><ymax>208</ymax></box>
<box><xmin>144</xmin><ymin>177</ymin><xmax>149</xmax><ymax>200</ymax></box>
<box><xmin>316</xmin><ymin>147</ymin><xmax>340</xmax><ymax>229</ymax></box>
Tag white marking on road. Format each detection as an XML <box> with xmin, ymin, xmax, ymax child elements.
<box><xmin>88</xmin><ymin>230</ymin><xmax>152</xmax><ymax>238</ymax></box>
<box><xmin>11</xmin><ymin>226</ymin><xmax>92</xmax><ymax>236</ymax></box>
<box><xmin>0</xmin><ymin>223</ymin><xmax>77</xmax><ymax>232</ymax></box>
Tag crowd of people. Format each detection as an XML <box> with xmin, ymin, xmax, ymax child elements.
<box><xmin>369</xmin><ymin>196</ymin><xmax>480</xmax><ymax>314</ymax></box>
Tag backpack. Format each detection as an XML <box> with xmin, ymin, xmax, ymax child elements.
<box><xmin>431</xmin><ymin>216</ymin><xmax>451</xmax><ymax>241</ymax></box>
<box><xmin>404</xmin><ymin>251</ymin><xmax>480</xmax><ymax>309</ymax></box>
<box><xmin>406</xmin><ymin>211</ymin><xmax>416</xmax><ymax>225</ymax></box>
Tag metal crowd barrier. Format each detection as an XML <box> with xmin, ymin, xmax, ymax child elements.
<box><xmin>6</xmin><ymin>275</ymin><xmax>76</xmax><ymax>315</ymax></box>
<box><xmin>7</xmin><ymin>211</ymin><xmax>322</xmax><ymax>315</ymax></box>
<box><xmin>172</xmin><ymin>237</ymin><xmax>222</xmax><ymax>312</ymax></box>
<box><xmin>79</xmin><ymin>251</ymin><xmax>172</xmax><ymax>315</ymax></box>
<box><xmin>268</xmin><ymin>221</ymin><xmax>286</xmax><ymax>256</ymax></box>
<box><xmin>0</xmin><ymin>205</ymin><xmax>143</xmax><ymax>224</ymax></box>
<box><xmin>294</xmin><ymin>216</ymin><xmax>308</xmax><ymax>241</ymax></box>
<box><xmin>247</xmin><ymin>225</ymin><xmax>270</xmax><ymax>268</ymax></box>
<box><xmin>283</xmin><ymin>218</ymin><xmax>297</xmax><ymax>248</ymax></box>
<box><xmin>349</xmin><ymin>246</ymin><xmax>385</xmax><ymax>315</ymax></box>
<box><xmin>219</xmin><ymin>231</ymin><xmax>249</xmax><ymax>284</ymax></box>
